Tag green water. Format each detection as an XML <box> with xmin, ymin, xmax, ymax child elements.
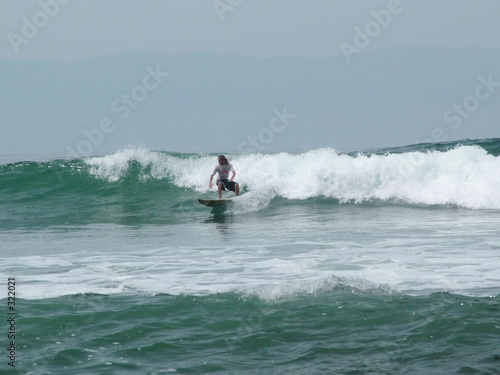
<box><xmin>4</xmin><ymin>292</ymin><xmax>499</xmax><ymax>374</ymax></box>
<box><xmin>1</xmin><ymin>139</ymin><xmax>500</xmax><ymax>374</ymax></box>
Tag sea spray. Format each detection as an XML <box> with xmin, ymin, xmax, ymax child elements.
<box><xmin>3</xmin><ymin>138</ymin><xmax>500</xmax><ymax>375</ymax></box>
<box><xmin>80</xmin><ymin>142</ymin><xmax>500</xmax><ymax>210</ymax></box>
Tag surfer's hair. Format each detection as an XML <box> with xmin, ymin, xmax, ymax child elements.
<box><xmin>218</xmin><ymin>155</ymin><xmax>228</xmax><ymax>163</ymax></box>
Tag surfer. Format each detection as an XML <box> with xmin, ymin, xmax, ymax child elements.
<box><xmin>209</xmin><ymin>155</ymin><xmax>239</xmax><ymax>199</ymax></box>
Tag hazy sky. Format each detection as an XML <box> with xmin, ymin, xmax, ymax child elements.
<box><xmin>1</xmin><ymin>1</ymin><xmax>499</xmax><ymax>155</ymax></box>
<box><xmin>1</xmin><ymin>0</ymin><xmax>499</xmax><ymax>61</ymax></box>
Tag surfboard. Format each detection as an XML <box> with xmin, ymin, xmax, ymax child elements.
<box><xmin>198</xmin><ymin>198</ymin><xmax>233</xmax><ymax>207</ymax></box>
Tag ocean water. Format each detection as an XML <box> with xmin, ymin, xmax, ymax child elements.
<box><xmin>1</xmin><ymin>139</ymin><xmax>500</xmax><ymax>374</ymax></box>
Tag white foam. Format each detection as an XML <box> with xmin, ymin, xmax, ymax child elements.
<box><xmin>4</xmin><ymin>145</ymin><xmax>500</xmax><ymax>300</ymax></box>
<box><xmin>84</xmin><ymin>146</ymin><xmax>500</xmax><ymax>209</ymax></box>
<box><xmin>241</xmin><ymin>275</ymin><xmax>392</xmax><ymax>302</ymax></box>
<box><xmin>85</xmin><ymin>147</ymin><xmax>170</xmax><ymax>182</ymax></box>
<box><xmin>4</xmin><ymin>216</ymin><xmax>500</xmax><ymax>300</ymax></box>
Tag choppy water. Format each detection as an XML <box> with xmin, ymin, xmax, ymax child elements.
<box><xmin>1</xmin><ymin>139</ymin><xmax>500</xmax><ymax>374</ymax></box>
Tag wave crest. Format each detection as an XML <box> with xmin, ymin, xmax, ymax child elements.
<box><xmin>2</xmin><ymin>141</ymin><xmax>499</xmax><ymax>211</ymax></box>
<box><xmin>81</xmin><ymin>144</ymin><xmax>500</xmax><ymax>209</ymax></box>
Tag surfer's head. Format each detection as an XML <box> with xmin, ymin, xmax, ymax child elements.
<box><xmin>218</xmin><ymin>155</ymin><xmax>228</xmax><ymax>165</ymax></box>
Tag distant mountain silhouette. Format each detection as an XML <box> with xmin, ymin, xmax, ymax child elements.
<box><xmin>1</xmin><ymin>47</ymin><xmax>499</xmax><ymax>155</ymax></box>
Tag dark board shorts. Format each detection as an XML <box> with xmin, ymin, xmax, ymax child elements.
<box><xmin>216</xmin><ymin>179</ymin><xmax>237</xmax><ymax>192</ymax></box>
